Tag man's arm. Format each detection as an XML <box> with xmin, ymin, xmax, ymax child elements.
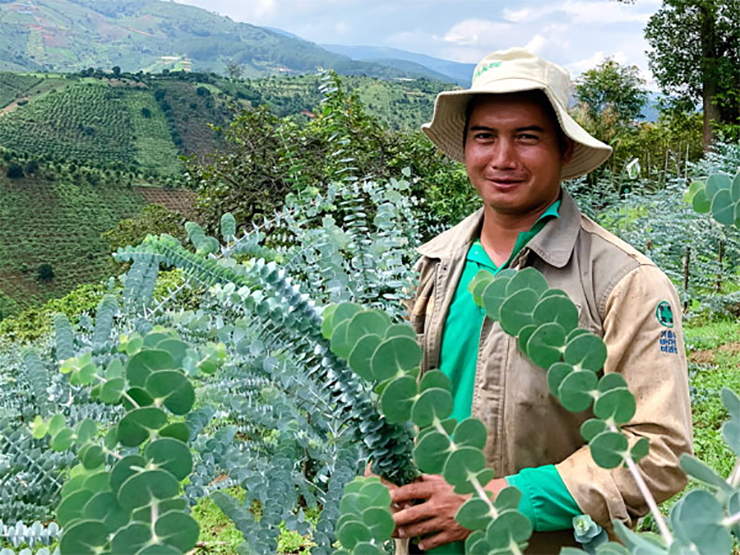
<box><xmin>556</xmin><ymin>264</ymin><xmax>693</xmax><ymax>528</ymax></box>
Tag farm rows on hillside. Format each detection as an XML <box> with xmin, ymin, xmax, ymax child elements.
<box><xmin>0</xmin><ymin>174</ymin><xmax>193</xmax><ymax>319</ymax></box>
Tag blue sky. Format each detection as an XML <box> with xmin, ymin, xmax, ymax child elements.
<box><xmin>176</xmin><ymin>0</ymin><xmax>663</xmax><ymax>88</ymax></box>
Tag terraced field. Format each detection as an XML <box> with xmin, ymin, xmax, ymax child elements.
<box><xmin>0</xmin><ymin>172</ymin><xmax>194</xmax><ymax>319</ymax></box>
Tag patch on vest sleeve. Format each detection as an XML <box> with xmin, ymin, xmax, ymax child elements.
<box><xmin>660</xmin><ymin>330</ymin><xmax>678</xmax><ymax>354</ymax></box>
<box><xmin>656</xmin><ymin>301</ymin><xmax>674</xmax><ymax>328</ymax></box>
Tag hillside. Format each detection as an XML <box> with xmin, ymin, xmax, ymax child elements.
<box><xmin>0</xmin><ymin>162</ymin><xmax>194</xmax><ymax>319</ymax></box>
<box><xmin>0</xmin><ymin>71</ymin><xmax>451</xmax><ymax>170</ymax></box>
<box><xmin>0</xmin><ymin>0</ymin><xmax>456</xmax><ymax>81</ymax></box>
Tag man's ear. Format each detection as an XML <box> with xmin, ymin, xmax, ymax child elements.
<box><xmin>561</xmin><ymin>136</ymin><xmax>575</xmax><ymax>165</ymax></box>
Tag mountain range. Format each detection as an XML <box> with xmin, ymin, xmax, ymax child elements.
<box><xmin>0</xmin><ymin>0</ymin><xmax>472</xmax><ymax>84</ymax></box>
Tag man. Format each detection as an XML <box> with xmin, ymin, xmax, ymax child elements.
<box><xmin>392</xmin><ymin>48</ymin><xmax>693</xmax><ymax>554</ymax></box>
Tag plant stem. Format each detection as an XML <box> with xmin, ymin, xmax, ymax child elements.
<box><xmin>624</xmin><ymin>455</ymin><xmax>673</xmax><ymax>545</ymax></box>
<box><xmin>728</xmin><ymin>457</ymin><xmax>740</xmax><ymax>488</ymax></box>
<box><xmin>723</xmin><ymin>511</ymin><xmax>740</xmax><ymax>528</ymax></box>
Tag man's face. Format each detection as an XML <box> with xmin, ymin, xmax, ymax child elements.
<box><xmin>464</xmin><ymin>94</ymin><xmax>573</xmax><ymax>217</ymax></box>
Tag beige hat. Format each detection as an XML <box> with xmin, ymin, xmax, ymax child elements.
<box><xmin>422</xmin><ymin>48</ymin><xmax>612</xmax><ymax>180</ymax></box>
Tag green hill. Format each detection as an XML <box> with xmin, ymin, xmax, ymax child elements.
<box><xmin>0</xmin><ymin>160</ymin><xmax>193</xmax><ymax>319</ymax></box>
<box><xmin>0</xmin><ymin>0</ymin><xmax>454</xmax><ymax>81</ymax></box>
<box><xmin>0</xmin><ymin>71</ymin><xmax>451</xmax><ymax>170</ymax></box>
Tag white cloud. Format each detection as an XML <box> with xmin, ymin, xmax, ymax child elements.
<box><xmin>560</xmin><ymin>0</ymin><xmax>652</xmax><ymax>25</ymax></box>
<box><xmin>525</xmin><ymin>34</ymin><xmax>546</xmax><ymax>54</ymax></box>
<box><xmin>443</xmin><ymin>19</ymin><xmax>513</xmax><ymax>47</ymax></box>
<box><xmin>502</xmin><ymin>8</ymin><xmax>530</xmax><ymax>23</ymax></box>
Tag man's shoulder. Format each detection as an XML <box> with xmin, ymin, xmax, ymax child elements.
<box><xmin>578</xmin><ymin>213</ymin><xmax>656</xmax><ymax>269</ymax></box>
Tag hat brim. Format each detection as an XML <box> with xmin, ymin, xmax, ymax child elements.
<box><xmin>421</xmin><ymin>79</ymin><xmax>612</xmax><ymax>181</ymax></box>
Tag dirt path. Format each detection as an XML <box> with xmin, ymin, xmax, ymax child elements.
<box><xmin>689</xmin><ymin>342</ymin><xmax>740</xmax><ymax>364</ymax></box>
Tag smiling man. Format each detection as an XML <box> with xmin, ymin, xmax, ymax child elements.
<box><xmin>395</xmin><ymin>48</ymin><xmax>693</xmax><ymax>554</ymax></box>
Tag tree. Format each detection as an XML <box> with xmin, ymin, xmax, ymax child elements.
<box><xmin>36</xmin><ymin>263</ymin><xmax>54</xmax><ymax>281</ymax></box>
<box><xmin>574</xmin><ymin>59</ymin><xmax>649</xmax><ymax>127</ymax></box>
<box><xmin>645</xmin><ymin>0</ymin><xmax>740</xmax><ymax>148</ymax></box>
<box><xmin>6</xmin><ymin>164</ymin><xmax>23</xmax><ymax>178</ymax></box>
<box><xmin>225</xmin><ymin>59</ymin><xmax>243</xmax><ymax>80</ymax></box>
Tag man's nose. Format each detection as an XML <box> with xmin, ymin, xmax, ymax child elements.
<box><xmin>490</xmin><ymin>138</ymin><xmax>517</xmax><ymax>169</ymax></box>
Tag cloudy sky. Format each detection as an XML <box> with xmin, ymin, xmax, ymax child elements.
<box><xmin>175</xmin><ymin>0</ymin><xmax>663</xmax><ymax>87</ymax></box>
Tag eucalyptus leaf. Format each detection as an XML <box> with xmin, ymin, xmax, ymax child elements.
<box><xmin>380</xmin><ymin>376</ymin><xmax>417</xmax><ymax>424</ymax></box>
<box><xmin>411</xmin><ymin>387</ymin><xmax>453</xmax><ymax>428</ymax></box>
<box><xmin>126</xmin><ymin>350</ymin><xmax>175</xmax><ymax>388</ymax></box>
<box><xmin>499</xmin><ymin>289</ymin><xmax>539</xmax><ymax>336</ymax></box>
<box><xmin>370</xmin><ymin>336</ymin><xmax>422</xmax><ymax>381</ymax></box>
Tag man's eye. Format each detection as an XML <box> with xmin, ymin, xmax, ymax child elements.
<box><xmin>474</xmin><ymin>132</ymin><xmax>493</xmax><ymax>140</ymax></box>
<box><xmin>519</xmin><ymin>133</ymin><xmax>539</xmax><ymax>141</ymax></box>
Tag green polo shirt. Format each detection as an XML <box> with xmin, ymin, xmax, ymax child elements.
<box><xmin>428</xmin><ymin>201</ymin><xmax>581</xmax><ymax>554</ymax></box>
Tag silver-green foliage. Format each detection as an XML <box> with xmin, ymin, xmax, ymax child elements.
<box><xmin>325</xmin><ymin>303</ymin><xmax>533</xmax><ymax>554</ymax></box>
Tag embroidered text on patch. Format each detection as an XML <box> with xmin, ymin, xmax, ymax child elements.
<box><xmin>473</xmin><ymin>61</ymin><xmax>503</xmax><ymax>81</ymax></box>
<box><xmin>660</xmin><ymin>330</ymin><xmax>678</xmax><ymax>354</ymax></box>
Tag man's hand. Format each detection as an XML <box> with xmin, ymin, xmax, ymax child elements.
<box><xmin>391</xmin><ymin>475</ymin><xmax>508</xmax><ymax>551</ymax></box>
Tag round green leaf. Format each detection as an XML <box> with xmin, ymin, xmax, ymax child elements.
<box><xmin>76</xmin><ymin>419</ymin><xmax>97</xmax><ymax>445</ymax></box>
<box><xmin>337</xmin><ymin>520</ymin><xmax>371</xmax><ymax>550</ymax></box>
<box><xmin>526</xmin><ymin>323</ymin><xmax>566</xmax><ymax>368</ymax></box>
<box><xmin>417</xmin><ymin>418</ymin><xmax>457</xmax><ymax>443</ymax></box>
<box><xmin>453</xmin><ymin>418</ymin><xmax>487</xmax><ymax>450</ymax></box>
<box><xmin>330</xmin><ymin>320</ymin><xmax>352</xmax><ymax>359</ymax></box>
<box><xmin>679</xmin><ymin>454</ymin><xmax>732</xmax><ymax>492</ymax></box>
<box><xmin>384</xmin><ymin>324</ymin><xmax>417</xmax><ymax>340</ymax></box>
<box><xmin>733</xmin><ymin>201</ymin><xmax>740</xmax><ymax>228</ymax></box>
<box><xmin>131</xmin><ymin>499</ymin><xmax>187</xmax><ymax>523</ymax></box>
<box><xmin>598</xmin><ymin>373</ymin><xmax>628</xmax><ymax>393</ymax></box>
<box><xmin>494</xmin><ymin>487</ymin><xmax>522</xmax><ymax>511</ymax></box>
<box><xmin>57</xmin><ymin>489</ymin><xmax>93</xmax><ymax>527</ymax></box>
<box><xmin>155</xmin><ymin>511</ymin><xmax>200</xmax><ymax>552</ymax></box>
<box><xmin>559</xmin><ymin>371</ymin><xmax>597</xmax><ymax>412</ymax></box>
<box><xmin>456</xmin><ymin>497</ymin><xmax>493</xmax><ymax>531</ymax></box>
<box><xmin>347</xmin><ymin>311</ymin><xmax>391</xmax><ymax>344</ymax></box>
<box><xmin>101</xmin><ymin>378</ymin><xmax>125</xmax><ymax>404</ymax></box>
<box><xmin>692</xmin><ymin>188</ymin><xmax>710</xmax><ymax>213</ymax></box>
<box><xmin>352</xmin><ymin>543</ymin><xmax>386</xmax><ymax>555</ymax></box>
<box><xmin>144</xmin><ymin>333</ymin><xmax>170</xmax><ymax>348</ymax></box>
<box><xmin>419</xmin><ymin>370</ymin><xmax>451</xmax><ymax>392</ymax></box>
<box><xmin>145</xmin><ymin>438</ymin><xmax>193</xmax><ymax>480</ymax></box>
<box><xmin>359</xmin><ymin>481</ymin><xmax>392</xmax><ymax>507</ymax></box>
<box><xmin>706</xmin><ymin>172</ymin><xmax>732</xmax><ymax>198</ymax></box>
<box><xmin>486</xmin><ymin>510</ymin><xmax>533</xmax><ymax>549</ymax></box>
<box><xmin>321</xmin><ymin>305</ymin><xmax>338</xmax><ymax>339</ymax></box>
<box><xmin>564</xmin><ymin>333</ymin><xmax>607</xmax><ymax>372</ymax></box>
<box><xmin>380</xmin><ymin>376</ymin><xmax>417</xmax><ymax>424</ymax></box>
<box><xmin>118</xmin><ymin>469</ymin><xmax>180</xmax><ymax>511</ymax></box>
<box><xmin>466</xmin><ymin>531</ymin><xmax>491</xmax><ymax>555</ymax></box>
<box><xmin>83</xmin><ymin>491</ymin><xmax>130</xmax><ymax>533</ymax></box>
<box><xmin>51</xmin><ymin>427</ymin><xmax>75</xmax><ymax>451</ymax></box>
<box><xmin>580</xmin><ymin>419</ymin><xmax>608</xmax><ymax>442</ymax></box>
<box><xmin>589</xmin><ymin>431</ymin><xmax>628</xmax><ymax>469</ymax></box>
<box><xmin>481</xmin><ymin>277</ymin><xmax>511</xmax><ymax>321</ymax></box>
<box><xmin>84</xmin><ymin>471</ymin><xmax>112</xmax><ymax>494</ymax></box>
<box><xmin>81</xmin><ymin>445</ymin><xmax>105</xmax><ymax>470</ymax></box>
<box><xmin>348</xmin><ymin>334</ymin><xmax>383</xmax><ymax>381</ymax></box>
<box><xmin>732</xmin><ymin>171</ymin><xmax>740</xmax><ymax>202</ymax></box>
<box><xmin>672</xmin><ymin>490</ymin><xmax>732</xmax><ymax>555</ymax></box>
<box><xmin>145</xmin><ymin>370</ymin><xmax>195</xmax><ymax>415</ymax></box>
<box><xmin>413</xmin><ymin>431</ymin><xmax>451</xmax><ymax>474</ymax></box>
<box><xmin>470</xmin><ymin>271</ymin><xmax>494</xmax><ymax>305</ymax></box>
<box><xmin>547</xmin><ymin>362</ymin><xmax>574</xmax><ymax>397</ymax></box>
<box><xmin>111</xmin><ymin>455</ymin><xmax>146</xmax><ymax>494</ymax></box>
<box><xmin>506</xmin><ymin>267</ymin><xmax>549</xmax><ymax>297</ymax></box>
<box><xmin>533</xmin><ymin>295</ymin><xmax>579</xmax><ymax>332</ymax></box>
<box><xmin>711</xmin><ymin>189</ymin><xmax>735</xmax><ymax>226</ymax></box>
<box><xmin>156</xmin><ymin>339</ymin><xmax>189</xmax><ymax>368</ymax></box>
<box><xmin>566</xmin><ymin>328</ymin><xmax>590</xmax><ymax>343</ymax></box>
<box><xmin>137</xmin><ymin>544</ymin><xmax>181</xmax><ymax>555</ymax></box>
<box><xmin>371</xmin><ymin>336</ymin><xmax>422</xmax><ymax>381</ymax></box>
<box><xmin>362</xmin><ymin>507</ymin><xmax>394</xmax><ymax>541</ymax></box>
<box><xmin>126</xmin><ymin>349</ymin><xmax>175</xmax><ymax>388</ymax></box>
<box><xmin>59</xmin><ymin>521</ymin><xmax>108</xmax><ymax>555</ymax></box>
<box><xmin>499</xmin><ymin>289</ymin><xmax>538</xmax><ymax>336</ymax></box>
<box><xmin>411</xmin><ymin>387</ymin><xmax>453</xmax><ymax>428</ymax></box>
<box><xmin>159</xmin><ymin>422</ymin><xmax>190</xmax><ymax>443</ymax></box>
<box><xmin>442</xmin><ymin>447</ymin><xmax>486</xmax><ymax>490</ymax></box>
<box><xmin>124</xmin><ymin>387</ymin><xmax>154</xmax><ymax>410</ymax></box>
<box><xmin>517</xmin><ymin>324</ymin><xmax>537</xmax><ymax>356</ymax></box>
<box><xmin>333</xmin><ymin>303</ymin><xmax>363</xmax><ymax>327</ymax></box>
<box><xmin>684</xmin><ymin>180</ymin><xmax>704</xmax><ymax>203</ymax></box>
<box><xmin>111</xmin><ymin>523</ymin><xmax>152</xmax><ymax>554</ymax></box>
<box><xmin>118</xmin><ymin>407</ymin><xmax>168</xmax><ymax>447</ymax></box>
<box><xmin>594</xmin><ymin>388</ymin><xmax>636</xmax><ymax>424</ymax></box>
<box><xmin>631</xmin><ymin>437</ymin><xmax>649</xmax><ymax>463</ymax></box>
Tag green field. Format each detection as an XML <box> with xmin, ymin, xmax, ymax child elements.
<box><xmin>0</xmin><ymin>171</ymin><xmax>192</xmax><ymax>319</ymax></box>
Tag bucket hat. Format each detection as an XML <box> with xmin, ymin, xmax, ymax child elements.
<box><xmin>422</xmin><ymin>48</ymin><xmax>612</xmax><ymax>180</ymax></box>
